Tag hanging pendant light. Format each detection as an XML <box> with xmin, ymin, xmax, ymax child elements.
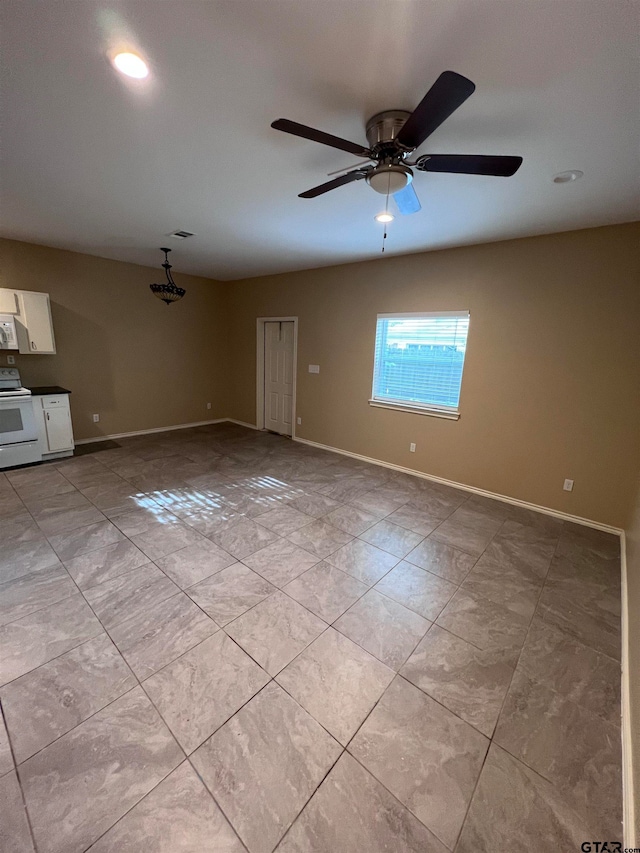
<box><xmin>149</xmin><ymin>248</ymin><xmax>186</xmax><ymax>305</ymax></box>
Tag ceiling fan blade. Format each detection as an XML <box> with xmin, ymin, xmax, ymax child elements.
<box><xmin>393</xmin><ymin>184</ymin><xmax>421</xmax><ymax>215</ymax></box>
<box><xmin>271</xmin><ymin>119</ymin><xmax>371</xmax><ymax>157</ymax></box>
<box><xmin>327</xmin><ymin>159</ymin><xmax>372</xmax><ymax>176</ymax></box>
<box><xmin>396</xmin><ymin>71</ymin><xmax>476</xmax><ymax>150</ymax></box>
<box><xmin>415</xmin><ymin>154</ymin><xmax>523</xmax><ymax>176</ymax></box>
<box><xmin>298</xmin><ymin>168</ymin><xmax>371</xmax><ymax>198</ymax></box>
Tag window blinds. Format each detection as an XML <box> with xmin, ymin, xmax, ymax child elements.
<box><xmin>372</xmin><ymin>311</ymin><xmax>470</xmax><ymax>413</ymax></box>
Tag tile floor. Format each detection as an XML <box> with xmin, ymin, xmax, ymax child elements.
<box><xmin>0</xmin><ymin>422</ymin><xmax>622</xmax><ymax>852</ymax></box>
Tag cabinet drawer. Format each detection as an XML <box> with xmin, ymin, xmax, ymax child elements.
<box><xmin>41</xmin><ymin>396</ymin><xmax>68</xmax><ymax>409</ymax></box>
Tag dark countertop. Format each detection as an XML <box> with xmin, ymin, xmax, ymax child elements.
<box><xmin>28</xmin><ymin>386</ymin><xmax>71</xmax><ymax>396</ymax></box>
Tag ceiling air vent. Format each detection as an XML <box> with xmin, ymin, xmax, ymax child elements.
<box><xmin>168</xmin><ymin>230</ymin><xmax>195</xmax><ymax>240</ymax></box>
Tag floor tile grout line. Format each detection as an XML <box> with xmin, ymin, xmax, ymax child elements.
<box><xmin>347</xmin><ymin>749</ymin><xmax>457</xmax><ymax>852</ymax></box>
<box><xmin>449</xmin><ymin>531</ymin><xmax>567</xmax><ymax>849</ymax></box>
<box><xmin>278</xmin><ymin>555</ymin><xmax>443</xmax><ymax>672</ymax></box>
<box><xmin>180</xmin><ymin>677</ymin><xmax>313</xmax><ymax>853</ymax></box>
<box><xmin>0</xmin><ymin>635</ymin><xmax>140</xmax><ymax>757</ymax></box>
<box><xmin>75</xmin><ymin>753</ymin><xmax>250</xmax><ymax>853</ymax></box>
<box><xmin>3</xmin><ymin>452</ymin><xmax>287</xmax><ymax>847</ymax></box>
<box><xmin>190</xmin><ymin>759</ymin><xmax>252</xmax><ymax>853</ymax></box>
<box><xmin>258</xmin><ymin>739</ymin><xmax>346</xmax><ymax>853</ymax></box>
<box><xmin>4</xmin><ymin>491</ymin><xmax>529</xmax><ymax>684</ymax></box>
<box><xmin>12</xmin><ymin>681</ymin><xmax>152</xmax><ymax>775</ymax></box>
<box><xmin>338</xmin><ymin>671</ymin><xmax>464</xmax><ymax>851</ymax></box>
<box><xmin>135</xmin><ymin>653</ymin><xmax>282</xmax><ymax>850</ymax></box>
<box><xmin>28</xmin><ymin>483</ymin><xmax>123</xmax><ymax>561</ymax></box>
<box><xmin>300</xmin><ymin>509</ymin><xmax>567</xmax><ymax>849</ymax></box>
<box><xmin>6</xmin><ymin>554</ymin><xmax>152</xmax><ymax>766</ymax></box>
<box><xmin>0</xmin><ymin>703</ymin><xmax>40</xmax><ymax>853</ymax></box>
<box><xmin>534</xmin><ymin>541</ymin><xmax>622</xmax><ymax>663</ymax></box>
<box><xmin>11</xmin><ymin>685</ymin><xmax>188</xmax><ymax>853</ymax></box>
<box><xmin>0</xmin><ymin>606</ymin><xmax>107</xmax><ymax>690</ymax></box>
<box><xmin>395</xmin><ymin>623</ymin><xmax>520</xmax><ymax>737</ymax></box>
<box><xmin>63</xmin><ymin>552</ymin><xmax>157</xmax><ymax>596</ymax></box>
<box><xmin>27</xmin><ymin>527</ymin><xmax>208</xmax><ymax>786</ymax></box>
<box><xmin>0</xmin><ymin>569</ymin><xmax>81</xmax><ymax>628</ymax></box>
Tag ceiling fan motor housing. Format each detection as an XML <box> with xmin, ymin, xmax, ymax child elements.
<box><xmin>365</xmin><ymin>110</ymin><xmax>415</xmax><ymax>193</ymax></box>
<box><xmin>366</xmin><ymin>109</ymin><xmax>412</xmax><ymax>152</ymax></box>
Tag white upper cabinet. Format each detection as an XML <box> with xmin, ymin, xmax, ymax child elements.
<box><xmin>14</xmin><ymin>291</ymin><xmax>56</xmax><ymax>354</ymax></box>
<box><xmin>0</xmin><ymin>290</ymin><xmax>18</xmax><ymax>313</ymax></box>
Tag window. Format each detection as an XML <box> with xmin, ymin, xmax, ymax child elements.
<box><xmin>370</xmin><ymin>311</ymin><xmax>470</xmax><ymax>419</ymax></box>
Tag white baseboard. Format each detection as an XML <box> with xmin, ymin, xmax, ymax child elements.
<box><xmin>77</xmin><ymin>420</ymin><xmax>622</xmax><ymax>534</ymax></box>
<box><xmin>74</xmin><ymin>419</ymin><xmax>228</xmax><ymax>444</ymax></box>
<box><xmin>225</xmin><ymin>419</ymin><xmax>260</xmax><ymax>430</ymax></box>
<box><xmin>293</xmin><ymin>436</ymin><xmax>623</xmax><ymax>535</ymax></box>
<box><xmin>620</xmin><ymin>532</ymin><xmax>636</xmax><ymax>848</ymax></box>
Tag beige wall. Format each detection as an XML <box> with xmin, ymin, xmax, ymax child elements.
<box><xmin>227</xmin><ymin>223</ymin><xmax>640</xmax><ymax>528</ymax></box>
<box><xmin>2</xmin><ymin>225</ymin><xmax>638</xmax><ymax>527</ymax></box>
<box><xmin>1</xmin><ymin>239</ymin><xmax>229</xmax><ymax>440</ymax></box>
<box><xmin>626</xmin><ymin>481</ymin><xmax>640</xmax><ymax>842</ymax></box>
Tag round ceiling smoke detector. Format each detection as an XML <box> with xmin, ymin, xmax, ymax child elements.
<box><xmin>367</xmin><ymin>164</ymin><xmax>412</xmax><ymax>195</ymax></box>
<box><xmin>553</xmin><ymin>170</ymin><xmax>583</xmax><ymax>184</ymax></box>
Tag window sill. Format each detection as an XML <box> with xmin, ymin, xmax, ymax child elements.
<box><xmin>368</xmin><ymin>399</ymin><xmax>460</xmax><ymax>420</ymax></box>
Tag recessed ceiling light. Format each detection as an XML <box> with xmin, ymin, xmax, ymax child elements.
<box><xmin>553</xmin><ymin>170</ymin><xmax>583</xmax><ymax>184</ymax></box>
<box><xmin>112</xmin><ymin>52</ymin><xmax>149</xmax><ymax>79</ymax></box>
<box><xmin>375</xmin><ymin>212</ymin><xmax>394</xmax><ymax>223</ymax></box>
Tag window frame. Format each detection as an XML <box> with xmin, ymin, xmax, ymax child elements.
<box><xmin>369</xmin><ymin>310</ymin><xmax>470</xmax><ymax>420</ymax></box>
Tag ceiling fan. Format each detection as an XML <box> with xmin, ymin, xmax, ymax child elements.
<box><xmin>271</xmin><ymin>71</ymin><xmax>523</xmax><ymax>215</ymax></box>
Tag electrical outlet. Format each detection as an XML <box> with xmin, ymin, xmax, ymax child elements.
<box><xmin>206</xmin><ymin>402</ymin><xmax>211</xmax><ymax>410</ymax></box>
<box><xmin>92</xmin><ymin>414</ymin><xmax>100</xmax><ymax>423</ymax></box>
<box><xmin>409</xmin><ymin>442</ymin><xmax>416</xmax><ymax>452</ymax></box>
<box><xmin>7</xmin><ymin>355</ymin><xmax>15</xmax><ymax>365</ymax></box>
<box><xmin>308</xmin><ymin>364</ymin><xmax>320</xmax><ymax>374</ymax></box>
<box><xmin>563</xmin><ymin>478</ymin><xmax>574</xmax><ymax>492</ymax></box>
<box><xmin>297</xmin><ymin>417</ymin><xmax>302</xmax><ymax>425</ymax></box>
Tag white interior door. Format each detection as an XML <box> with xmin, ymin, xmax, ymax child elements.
<box><xmin>264</xmin><ymin>321</ymin><xmax>294</xmax><ymax>435</ymax></box>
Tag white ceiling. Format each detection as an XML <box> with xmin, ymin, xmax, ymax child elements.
<box><xmin>1</xmin><ymin>1</ymin><xmax>639</xmax><ymax>280</ymax></box>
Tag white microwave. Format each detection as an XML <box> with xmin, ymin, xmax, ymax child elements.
<box><xmin>0</xmin><ymin>314</ymin><xmax>18</xmax><ymax>350</ymax></box>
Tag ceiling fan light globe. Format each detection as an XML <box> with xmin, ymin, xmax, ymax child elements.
<box><xmin>112</xmin><ymin>52</ymin><xmax>149</xmax><ymax>79</ymax></box>
<box><xmin>367</xmin><ymin>165</ymin><xmax>413</xmax><ymax>194</ymax></box>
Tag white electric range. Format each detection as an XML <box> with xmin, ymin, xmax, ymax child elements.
<box><xmin>0</xmin><ymin>367</ymin><xmax>40</xmax><ymax>468</ymax></box>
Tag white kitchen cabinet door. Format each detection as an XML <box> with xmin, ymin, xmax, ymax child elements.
<box><xmin>16</xmin><ymin>292</ymin><xmax>56</xmax><ymax>354</ymax></box>
<box><xmin>264</xmin><ymin>321</ymin><xmax>294</xmax><ymax>436</ymax></box>
<box><xmin>0</xmin><ymin>289</ymin><xmax>18</xmax><ymax>314</ymax></box>
<box><xmin>43</xmin><ymin>406</ymin><xmax>74</xmax><ymax>452</ymax></box>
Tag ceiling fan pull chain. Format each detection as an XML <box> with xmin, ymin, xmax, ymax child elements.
<box><xmin>382</xmin><ymin>173</ymin><xmax>391</xmax><ymax>252</ymax></box>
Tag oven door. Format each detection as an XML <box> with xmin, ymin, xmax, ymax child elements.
<box><xmin>0</xmin><ymin>397</ymin><xmax>38</xmax><ymax>445</ymax></box>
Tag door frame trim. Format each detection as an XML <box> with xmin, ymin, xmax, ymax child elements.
<box><xmin>256</xmin><ymin>316</ymin><xmax>298</xmax><ymax>438</ymax></box>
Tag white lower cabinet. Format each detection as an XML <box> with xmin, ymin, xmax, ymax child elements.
<box><xmin>36</xmin><ymin>395</ymin><xmax>74</xmax><ymax>458</ymax></box>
